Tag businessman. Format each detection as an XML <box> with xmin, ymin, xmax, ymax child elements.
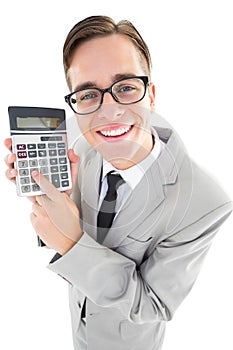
<box><xmin>4</xmin><ymin>15</ymin><xmax>232</xmax><ymax>350</ymax></box>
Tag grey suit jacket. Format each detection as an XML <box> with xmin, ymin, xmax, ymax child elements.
<box><xmin>48</xmin><ymin>124</ymin><xmax>232</xmax><ymax>350</ymax></box>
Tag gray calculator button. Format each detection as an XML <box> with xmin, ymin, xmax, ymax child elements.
<box><xmin>61</xmin><ymin>172</ymin><xmax>68</xmax><ymax>179</ymax></box>
<box><xmin>59</xmin><ymin>157</ymin><xmax>67</xmax><ymax>164</ymax></box>
<box><xmin>30</xmin><ymin>168</ymin><xmax>39</xmax><ymax>174</ymax></box>
<box><xmin>49</xmin><ymin>149</ymin><xmax>57</xmax><ymax>157</ymax></box>
<box><xmin>28</xmin><ymin>151</ymin><xmax>37</xmax><ymax>158</ymax></box>
<box><xmin>20</xmin><ymin>177</ymin><xmax>30</xmax><ymax>184</ymax></box>
<box><xmin>32</xmin><ymin>184</ymin><xmax>40</xmax><ymax>192</ymax></box>
<box><xmin>22</xmin><ymin>185</ymin><xmax>31</xmax><ymax>193</ymax></box>
<box><xmin>51</xmin><ymin>174</ymin><xmax>60</xmax><ymax>188</ymax></box>
<box><xmin>27</xmin><ymin>144</ymin><xmax>36</xmax><ymax>149</ymax></box>
<box><xmin>58</xmin><ymin>149</ymin><xmax>66</xmax><ymax>156</ymax></box>
<box><xmin>48</xmin><ymin>143</ymin><xmax>56</xmax><ymax>148</ymax></box>
<box><xmin>40</xmin><ymin>167</ymin><xmax>49</xmax><ymax>174</ymax></box>
<box><xmin>29</xmin><ymin>159</ymin><xmax>38</xmax><ymax>167</ymax></box>
<box><xmin>57</xmin><ymin>143</ymin><xmax>65</xmax><ymax>148</ymax></box>
<box><xmin>38</xmin><ymin>143</ymin><xmax>46</xmax><ymax>149</ymax></box>
<box><xmin>38</xmin><ymin>150</ymin><xmax>47</xmax><ymax>157</ymax></box>
<box><xmin>50</xmin><ymin>158</ymin><xmax>58</xmax><ymax>165</ymax></box>
<box><xmin>18</xmin><ymin>160</ymin><xmax>28</xmax><ymax>168</ymax></box>
<box><xmin>62</xmin><ymin>180</ymin><xmax>69</xmax><ymax>187</ymax></box>
<box><xmin>39</xmin><ymin>159</ymin><xmax>48</xmax><ymax>166</ymax></box>
<box><xmin>51</xmin><ymin>166</ymin><xmax>58</xmax><ymax>173</ymax></box>
<box><xmin>60</xmin><ymin>165</ymin><xmax>67</xmax><ymax>172</ymax></box>
<box><xmin>19</xmin><ymin>169</ymin><xmax>29</xmax><ymax>176</ymax></box>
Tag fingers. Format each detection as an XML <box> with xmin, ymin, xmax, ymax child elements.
<box><xmin>4</xmin><ymin>138</ymin><xmax>12</xmax><ymax>151</ymax></box>
<box><xmin>31</xmin><ymin>171</ymin><xmax>61</xmax><ymax>202</ymax></box>
<box><xmin>31</xmin><ymin>201</ymin><xmax>47</xmax><ymax>217</ymax></box>
<box><xmin>4</xmin><ymin>138</ymin><xmax>17</xmax><ymax>182</ymax></box>
<box><xmin>4</xmin><ymin>153</ymin><xmax>17</xmax><ymax>182</ymax></box>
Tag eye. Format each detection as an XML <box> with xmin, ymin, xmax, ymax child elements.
<box><xmin>78</xmin><ymin>90</ymin><xmax>100</xmax><ymax>102</ymax></box>
<box><xmin>117</xmin><ymin>84</ymin><xmax>135</xmax><ymax>93</ymax></box>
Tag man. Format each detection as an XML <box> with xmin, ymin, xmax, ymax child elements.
<box><xmin>4</xmin><ymin>15</ymin><xmax>232</xmax><ymax>350</ymax></box>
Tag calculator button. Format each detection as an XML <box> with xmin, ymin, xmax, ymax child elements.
<box><xmin>51</xmin><ymin>174</ymin><xmax>60</xmax><ymax>188</ymax></box>
<box><xmin>32</xmin><ymin>184</ymin><xmax>41</xmax><ymax>192</ymax></box>
<box><xmin>21</xmin><ymin>185</ymin><xmax>31</xmax><ymax>193</ymax></box>
<box><xmin>17</xmin><ymin>151</ymin><xmax>27</xmax><ymax>158</ymax></box>
<box><xmin>38</xmin><ymin>150</ymin><xmax>47</xmax><ymax>157</ymax></box>
<box><xmin>17</xmin><ymin>144</ymin><xmax>26</xmax><ymax>150</ymax></box>
<box><xmin>51</xmin><ymin>166</ymin><xmax>59</xmax><ymax>173</ymax></box>
<box><xmin>61</xmin><ymin>172</ymin><xmax>68</xmax><ymax>179</ymax></box>
<box><xmin>57</xmin><ymin>143</ymin><xmax>65</xmax><ymax>148</ymax></box>
<box><xmin>48</xmin><ymin>143</ymin><xmax>56</xmax><ymax>149</ymax></box>
<box><xmin>28</xmin><ymin>151</ymin><xmax>37</xmax><ymax>158</ymax></box>
<box><xmin>18</xmin><ymin>160</ymin><xmax>28</xmax><ymax>168</ymax></box>
<box><xmin>29</xmin><ymin>159</ymin><xmax>38</xmax><ymax>167</ymax></box>
<box><xmin>38</xmin><ymin>143</ymin><xmax>46</xmax><ymax>149</ymax></box>
<box><xmin>59</xmin><ymin>157</ymin><xmax>67</xmax><ymax>164</ymax></box>
<box><xmin>19</xmin><ymin>169</ymin><xmax>29</xmax><ymax>176</ymax></box>
<box><xmin>40</xmin><ymin>167</ymin><xmax>49</xmax><ymax>174</ymax></box>
<box><xmin>58</xmin><ymin>149</ymin><xmax>66</xmax><ymax>156</ymax></box>
<box><xmin>30</xmin><ymin>168</ymin><xmax>39</xmax><ymax>174</ymax></box>
<box><xmin>62</xmin><ymin>180</ymin><xmax>70</xmax><ymax>187</ymax></box>
<box><xmin>27</xmin><ymin>144</ymin><xmax>36</xmax><ymax>150</ymax></box>
<box><xmin>20</xmin><ymin>177</ymin><xmax>30</xmax><ymax>184</ymax></box>
<box><xmin>39</xmin><ymin>159</ymin><xmax>48</xmax><ymax>166</ymax></box>
<box><xmin>49</xmin><ymin>149</ymin><xmax>57</xmax><ymax>157</ymax></box>
<box><xmin>60</xmin><ymin>165</ymin><xmax>67</xmax><ymax>172</ymax></box>
<box><xmin>50</xmin><ymin>158</ymin><xmax>58</xmax><ymax>165</ymax></box>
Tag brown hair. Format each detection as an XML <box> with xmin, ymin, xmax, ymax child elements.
<box><xmin>63</xmin><ymin>15</ymin><xmax>152</xmax><ymax>90</ymax></box>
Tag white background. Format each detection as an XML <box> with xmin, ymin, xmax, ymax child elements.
<box><xmin>0</xmin><ymin>1</ymin><xmax>232</xmax><ymax>349</ymax></box>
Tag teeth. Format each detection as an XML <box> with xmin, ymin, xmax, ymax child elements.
<box><xmin>100</xmin><ymin>126</ymin><xmax>131</xmax><ymax>137</ymax></box>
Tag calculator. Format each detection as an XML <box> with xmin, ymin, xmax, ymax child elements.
<box><xmin>8</xmin><ymin>106</ymin><xmax>72</xmax><ymax>197</ymax></box>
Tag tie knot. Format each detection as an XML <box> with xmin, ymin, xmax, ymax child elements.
<box><xmin>106</xmin><ymin>172</ymin><xmax>124</xmax><ymax>195</ymax></box>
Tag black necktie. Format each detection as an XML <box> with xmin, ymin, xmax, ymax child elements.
<box><xmin>97</xmin><ymin>172</ymin><xmax>124</xmax><ymax>244</ymax></box>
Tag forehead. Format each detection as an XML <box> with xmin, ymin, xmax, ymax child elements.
<box><xmin>68</xmin><ymin>34</ymin><xmax>146</xmax><ymax>89</ymax></box>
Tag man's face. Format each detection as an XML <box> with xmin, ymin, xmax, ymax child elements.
<box><xmin>68</xmin><ymin>34</ymin><xmax>155</xmax><ymax>170</ymax></box>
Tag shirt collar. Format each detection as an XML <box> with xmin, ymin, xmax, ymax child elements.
<box><xmin>101</xmin><ymin>128</ymin><xmax>163</xmax><ymax>190</ymax></box>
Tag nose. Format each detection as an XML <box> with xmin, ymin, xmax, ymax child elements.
<box><xmin>98</xmin><ymin>91</ymin><xmax>124</xmax><ymax>120</ymax></box>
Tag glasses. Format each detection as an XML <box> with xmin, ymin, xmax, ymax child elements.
<box><xmin>64</xmin><ymin>76</ymin><xmax>149</xmax><ymax>115</ymax></box>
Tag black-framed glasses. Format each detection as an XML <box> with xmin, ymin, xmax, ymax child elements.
<box><xmin>64</xmin><ymin>76</ymin><xmax>149</xmax><ymax>115</ymax></box>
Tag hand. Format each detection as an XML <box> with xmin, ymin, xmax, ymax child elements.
<box><xmin>30</xmin><ymin>171</ymin><xmax>83</xmax><ymax>255</ymax></box>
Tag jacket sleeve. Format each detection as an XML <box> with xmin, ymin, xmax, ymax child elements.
<box><xmin>47</xmin><ymin>201</ymin><xmax>232</xmax><ymax>324</ymax></box>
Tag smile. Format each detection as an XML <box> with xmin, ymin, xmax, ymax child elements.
<box><xmin>99</xmin><ymin>125</ymin><xmax>132</xmax><ymax>137</ymax></box>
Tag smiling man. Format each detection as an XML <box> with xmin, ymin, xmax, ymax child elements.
<box><xmin>66</xmin><ymin>33</ymin><xmax>155</xmax><ymax>170</ymax></box>
<box><xmin>4</xmin><ymin>15</ymin><xmax>233</xmax><ymax>350</ymax></box>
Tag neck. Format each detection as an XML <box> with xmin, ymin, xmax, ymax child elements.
<box><xmin>110</xmin><ymin>134</ymin><xmax>154</xmax><ymax>170</ymax></box>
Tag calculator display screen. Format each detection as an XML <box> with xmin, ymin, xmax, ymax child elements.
<box><xmin>16</xmin><ymin>116</ymin><xmax>62</xmax><ymax>129</ymax></box>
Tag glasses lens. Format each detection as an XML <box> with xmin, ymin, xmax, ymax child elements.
<box><xmin>112</xmin><ymin>77</ymin><xmax>146</xmax><ymax>104</ymax></box>
<box><xmin>69</xmin><ymin>89</ymin><xmax>102</xmax><ymax>114</ymax></box>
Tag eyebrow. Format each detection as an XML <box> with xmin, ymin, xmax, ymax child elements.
<box><xmin>72</xmin><ymin>73</ymin><xmax>137</xmax><ymax>92</ymax></box>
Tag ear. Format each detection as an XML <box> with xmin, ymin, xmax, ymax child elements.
<box><xmin>148</xmin><ymin>83</ymin><xmax>156</xmax><ymax>111</ymax></box>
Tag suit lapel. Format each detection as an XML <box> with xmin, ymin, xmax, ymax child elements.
<box><xmin>81</xmin><ymin>152</ymin><xmax>102</xmax><ymax>240</ymax></box>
